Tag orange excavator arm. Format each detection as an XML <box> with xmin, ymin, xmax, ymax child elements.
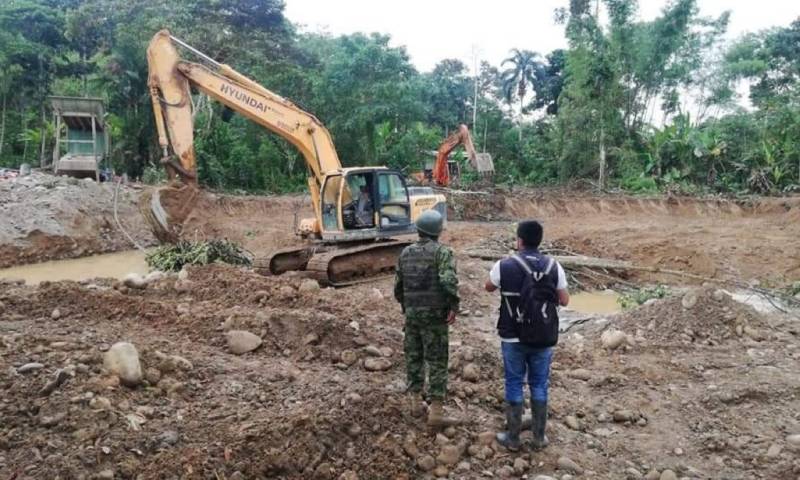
<box><xmin>432</xmin><ymin>124</ymin><xmax>477</xmax><ymax>187</ymax></box>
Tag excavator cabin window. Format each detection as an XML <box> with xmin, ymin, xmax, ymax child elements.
<box><xmin>377</xmin><ymin>173</ymin><xmax>411</xmax><ymax>228</ymax></box>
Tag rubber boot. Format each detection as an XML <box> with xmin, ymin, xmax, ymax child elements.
<box><xmin>426</xmin><ymin>400</ymin><xmax>462</xmax><ymax>427</ymax></box>
<box><xmin>531</xmin><ymin>400</ymin><xmax>549</xmax><ymax>450</ymax></box>
<box><xmin>496</xmin><ymin>402</ymin><xmax>523</xmax><ymax>451</ymax></box>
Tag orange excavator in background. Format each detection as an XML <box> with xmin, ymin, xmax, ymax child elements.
<box><xmin>432</xmin><ymin>124</ymin><xmax>477</xmax><ymax>187</ymax></box>
<box><xmin>144</xmin><ymin>30</ymin><xmax>447</xmax><ymax>285</ymax></box>
<box><xmin>413</xmin><ymin>124</ymin><xmax>494</xmax><ymax>187</ymax></box>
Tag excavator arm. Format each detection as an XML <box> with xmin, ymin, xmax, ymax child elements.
<box><xmin>431</xmin><ymin>124</ymin><xmax>477</xmax><ymax>187</ymax></box>
<box><xmin>146</xmin><ymin>29</ymin><xmax>342</xmax><ymax>236</ymax></box>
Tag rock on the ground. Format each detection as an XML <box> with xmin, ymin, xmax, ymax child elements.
<box><xmin>226</xmin><ymin>330</ymin><xmax>262</xmax><ymax>354</ymax></box>
<box><xmin>338</xmin><ymin>471</ymin><xmax>358</xmax><ymax>480</ymax></box>
<box><xmin>462</xmin><ymin>363</ymin><xmax>480</xmax><ymax>382</ymax></box>
<box><xmin>682</xmin><ymin>290</ymin><xmax>698</xmax><ymax>309</ymax></box>
<box><xmin>103</xmin><ymin>342</ymin><xmax>143</xmax><ymax>387</ymax></box>
<box><xmin>437</xmin><ymin>445</ymin><xmax>461</xmax><ymax>466</ymax></box>
<box><xmin>298</xmin><ymin>279</ymin><xmax>321</xmax><ymax>293</ymax></box>
<box><xmin>145</xmin><ymin>271</ymin><xmax>165</xmax><ymax>284</ymax></box>
<box><xmin>601</xmin><ymin>329</ymin><xmax>628</xmax><ymax>350</ymax></box>
<box><xmin>496</xmin><ymin>465</ymin><xmax>515</xmax><ymax>478</ymax></box>
<box><xmin>565</xmin><ymin>415</ymin><xmax>580</xmax><ymax>430</ymax></box>
<box><xmin>51</xmin><ymin>308</ymin><xmax>61</xmax><ymax>319</ymax></box>
<box><xmin>433</xmin><ymin>465</ymin><xmax>449</xmax><ymax>478</ymax></box>
<box><xmin>567</xmin><ymin>368</ymin><xmax>593</xmax><ymax>381</ymax></box>
<box><xmin>340</xmin><ymin>350</ymin><xmax>358</xmax><ymax>366</ymax></box>
<box><xmin>786</xmin><ymin>433</ymin><xmax>800</xmax><ymax>448</ymax></box>
<box><xmin>513</xmin><ymin>457</ymin><xmax>529</xmax><ymax>474</ymax></box>
<box><xmin>16</xmin><ymin>362</ymin><xmax>45</xmax><ymax>374</ymax></box>
<box><xmin>364</xmin><ymin>345</ymin><xmax>383</xmax><ymax>357</ymax></box>
<box><xmin>644</xmin><ymin>470</ymin><xmax>660</xmax><ymax>480</ymax></box>
<box><xmin>765</xmin><ymin>443</ymin><xmax>782</xmax><ymax>458</ymax></box>
<box><xmin>477</xmin><ymin>431</ymin><xmax>495</xmax><ymax>446</ymax></box>
<box><xmin>557</xmin><ymin>456</ymin><xmax>584</xmax><ymax>475</ymax></box>
<box><xmin>417</xmin><ymin>454</ymin><xmax>436</xmax><ymax>472</ymax></box>
<box><xmin>363</xmin><ymin>358</ymin><xmax>392</xmax><ymax>372</ymax></box>
<box><xmin>613</xmin><ymin>410</ymin><xmax>635</xmax><ymax>422</ymax></box>
<box><xmin>123</xmin><ymin>273</ymin><xmax>147</xmax><ymax>289</ymax></box>
<box><xmin>659</xmin><ymin>470</ymin><xmax>677</xmax><ymax>480</ymax></box>
<box><xmin>533</xmin><ymin>476</ymin><xmax>556</xmax><ymax>480</ymax></box>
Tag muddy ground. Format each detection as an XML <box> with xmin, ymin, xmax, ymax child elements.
<box><xmin>0</xmin><ymin>174</ymin><xmax>155</xmax><ymax>268</ymax></box>
<box><xmin>2</xmin><ymin>177</ymin><xmax>800</xmax><ymax>479</ymax></box>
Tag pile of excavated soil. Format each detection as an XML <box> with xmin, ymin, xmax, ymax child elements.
<box><xmin>612</xmin><ymin>287</ymin><xmax>772</xmax><ymax>346</ymax></box>
<box><xmin>0</xmin><ymin>173</ymin><xmax>154</xmax><ymax>268</ymax></box>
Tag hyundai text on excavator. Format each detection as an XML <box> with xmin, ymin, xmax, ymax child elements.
<box><xmin>145</xmin><ymin>30</ymin><xmax>446</xmax><ymax>285</ymax></box>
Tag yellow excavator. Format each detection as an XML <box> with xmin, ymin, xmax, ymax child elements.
<box><xmin>145</xmin><ymin>30</ymin><xmax>447</xmax><ymax>285</ymax></box>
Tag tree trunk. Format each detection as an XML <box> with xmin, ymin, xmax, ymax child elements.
<box><xmin>0</xmin><ymin>93</ymin><xmax>6</xmax><ymax>155</ymax></box>
<box><xmin>518</xmin><ymin>95</ymin><xmax>524</xmax><ymax>143</ymax></box>
<box><xmin>598</xmin><ymin>123</ymin><xmax>606</xmax><ymax>190</ymax></box>
<box><xmin>39</xmin><ymin>105</ymin><xmax>47</xmax><ymax>168</ymax></box>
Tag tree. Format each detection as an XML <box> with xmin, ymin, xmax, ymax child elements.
<box><xmin>501</xmin><ymin>49</ymin><xmax>543</xmax><ymax>141</ymax></box>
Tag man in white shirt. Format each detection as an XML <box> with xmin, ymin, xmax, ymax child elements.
<box><xmin>485</xmin><ymin>220</ymin><xmax>569</xmax><ymax>451</ymax></box>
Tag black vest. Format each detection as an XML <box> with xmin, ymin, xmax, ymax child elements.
<box><xmin>399</xmin><ymin>239</ymin><xmax>449</xmax><ymax>310</ymax></box>
<box><xmin>497</xmin><ymin>250</ymin><xmax>559</xmax><ymax>340</ymax></box>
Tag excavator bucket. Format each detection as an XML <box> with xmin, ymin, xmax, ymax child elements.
<box><xmin>139</xmin><ymin>182</ymin><xmax>200</xmax><ymax>243</ymax></box>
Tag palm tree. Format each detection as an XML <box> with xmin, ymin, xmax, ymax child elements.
<box><xmin>501</xmin><ymin>49</ymin><xmax>543</xmax><ymax>141</ymax></box>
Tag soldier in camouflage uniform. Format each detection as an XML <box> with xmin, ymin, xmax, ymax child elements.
<box><xmin>394</xmin><ymin>209</ymin><xmax>462</xmax><ymax>427</ymax></box>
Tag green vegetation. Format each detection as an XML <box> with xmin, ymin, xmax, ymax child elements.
<box><xmin>618</xmin><ymin>285</ymin><xmax>670</xmax><ymax>309</ymax></box>
<box><xmin>146</xmin><ymin>240</ymin><xmax>252</xmax><ymax>272</ymax></box>
<box><xmin>0</xmin><ymin>0</ymin><xmax>798</xmax><ymax>195</ymax></box>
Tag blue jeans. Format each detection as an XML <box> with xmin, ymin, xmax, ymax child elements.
<box><xmin>501</xmin><ymin>342</ymin><xmax>553</xmax><ymax>404</ymax></box>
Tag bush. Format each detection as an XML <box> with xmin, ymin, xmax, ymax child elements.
<box><xmin>618</xmin><ymin>285</ymin><xmax>669</xmax><ymax>309</ymax></box>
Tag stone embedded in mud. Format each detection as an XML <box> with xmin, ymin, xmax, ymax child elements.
<box><xmin>226</xmin><ymin>330</ymin><xmax>262</xmax><ymax>354</ymax></box>
<box><xmin>436</xmin><ymin>444</ymin><xmax>461</xmax><ymax>466</ymax></box>
<box><xmin>364</xmin><ymin>345</ymin><xmax>383</xmax><ymax>357</ymax></box>
<box><xmin>557</xmin><ymin>456</ymin><xmax>584</xmax><ymax>475</ymax></box>
<box><xmin>145</xmin><ymin>271</ymin><xmax>165</xmax><ymax>284</ymax></box>
<box><xmin>177</xmin><ymin>268</ymin><xmax>189</xmax><ymax>281</ymax></box>
<box><xmin>51</xmin><ymin>308</ymin><xmax>61</xmax><ymax>320</ymax></box>
<box><xmin>613</xmin><ymin>410</ymin><xmax>635</xmax><ymax>423</ymax></box>
<box><xmin>298</xmin><ymin>279</ymin><xmax>321</xmax><ymax>293</ymax></box>
<box><xmin>338</xmin><ymin>471</ymin><xmax>358</xmax><ymax>480</ymax></box>
<box><xmin>370</xmin><ymin>288</ymin><xmax>384</xmax><ymax>301</ymax></box>
<box><xmin>496</xmin><ymin>465</ymin><xmax>515</xmax><ymax>478</ymax></box>
<box><xmin>513</xmin><ymin>457</ymin><xmax>529</xmax><ymax>474</ymax></box>
<box><xmin>786</xmin><ymin>433</ymin><xmax>800</xmax><ymax>448</ymax></box>
<box><xmin>103</xmin><ymin>342</ymin><xmax>143</xmax><ymax>387</ymax></box>
<box><xmin>461</xmin><ymin>363</ymin><xmax>480</xmax><ymax>382</ymax></box>
<box><xmin>433</xmin><ymin>465</ymin><xmax>449</xmax><ymax>478</ymax></box>
<box><xmin>16</xmin><ymin>362</ymin><xmax>44</xmax><ymax>374</ymax></box>
<box><xmin>712</xmin><ymin>289</ymin><xmax>727</xmax><ymax>302</ymax></box>
<box><xmin>303</xmin><ymin>333</ymin><xmax>320</xmax><ymax>346</ymax></box>
<box><xmin>601</xmin><ymin>329</ymin><xmax>628</xmax><ymax>350</ymax></box>
<box><xmin>363</xmin><ymin>357</ymin><xmax>392</xmax><ymax>372</ymax></box>
<box><xmin>659</xmin><ymin>469</ymin><xmax>677</xmax><ymax>480</ymax></box>
<box><xmin>565</xmin><ymin>415</ymin><xmax>581</xmax><ymax>430</ymax></box>
<box><xmin>644</xmin><ymin>470</ymin><xmax>660</xmax><ymax>480</ymax></box>
<box><xmin>417</xmin><ymin>454</ymin><xmax>436</xmax><ymax>471</ymax></box>
<box><xmin>123</xmin><ymin>273</ymin><xmax>147</xmax><ymax>290</ymax></box>
<box><xmin>681</xmin><ymin>290</ymin><xmax>699</xmax><ymax>309</ymax></box>
<box><xmin>340</xmin><ymin>350</ymin><xmax>358</xmax><ymax>366</ymax></box>
<box><xmin>476</xmin><ymin>431</ymin><xmax>495</xmax><ymax>446</ymax></box>
<box><xmin>567</xmin><ymin>368</ymin><xmax>593</xmax><ymax>381</ymax></box>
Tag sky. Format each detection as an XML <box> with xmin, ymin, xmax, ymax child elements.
<box><xmin>284</xmin><ymin>0</ymin><xmax>799</xmax><ymax>73</ymax></box>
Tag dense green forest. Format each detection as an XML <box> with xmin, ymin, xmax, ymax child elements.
<box><xmin>0</xmin><ymin>0</ymin><xmax>798</xmax><ymax>194</ymax></box>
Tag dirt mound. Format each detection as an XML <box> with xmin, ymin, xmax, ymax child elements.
<box><xmin>0</xmin><ymin>173</ymin><xmax>154</xmax><ymax>268</ymax></box>
<box><xmin>613</xmin><ymin>287</ymin><xmax>772</xmax><ymax>346</ymax></box>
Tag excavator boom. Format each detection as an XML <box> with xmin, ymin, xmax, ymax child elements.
<box><xmin>144</xmin><ymin>30</ymin><xmax>447</xmax><ymax>285</ymax></box>
<box><xmin>432</xmin><ymin>124</ymin><xmax>477</xmax><ymax>187</ymax></box>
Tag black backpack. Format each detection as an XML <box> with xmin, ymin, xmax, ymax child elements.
<box><xmin>509</xmin><ymin>254</ymin><xmax>559</xmax><ymax>347</ymax></box>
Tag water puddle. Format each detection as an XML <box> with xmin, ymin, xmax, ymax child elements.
<box><xmin>0</xmin><ymin>250</ymin><xmax>149</xmax><ymax>285</ymax></box>
<box><xmin>567</xmin><ymin>290</ymin><xmax>621</xmax><ymax>314</ymax></box>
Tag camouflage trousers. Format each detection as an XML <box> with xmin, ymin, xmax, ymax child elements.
<box><xmin>404</xmin><ymin>311</ymin><xmax>450</xmax><ymax>400</ymax></box>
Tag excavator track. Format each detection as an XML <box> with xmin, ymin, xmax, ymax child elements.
<box><xmin>304</xmin><ymin>240</ymin><xmax>412</xmax><ymax>287</ymax></box>
<box><xmin>256</xmin><ymin>245</ymin><xmax>320</xmax><ymax>276</ymax></box>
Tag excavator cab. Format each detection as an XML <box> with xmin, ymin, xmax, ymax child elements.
<box><xmin>319</xmin><ymin>168</ymin><xmax>415</xmax><ymax>241</ymax></box>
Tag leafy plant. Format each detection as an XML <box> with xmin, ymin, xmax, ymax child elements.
<box><xmin>618</xmin><ymin>285</ymin><xmax>669</xmax><ymax>310</ymax></box>
<box><xmin>146</xmin><ymin>240</ymin><xmax>253</xmax><ymax>272</ymax></box>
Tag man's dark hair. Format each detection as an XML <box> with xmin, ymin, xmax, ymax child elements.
<box><xmin>517</xmin><ymin>220</ymin><xmax>543</xmax><ymax>249</ymax></box>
